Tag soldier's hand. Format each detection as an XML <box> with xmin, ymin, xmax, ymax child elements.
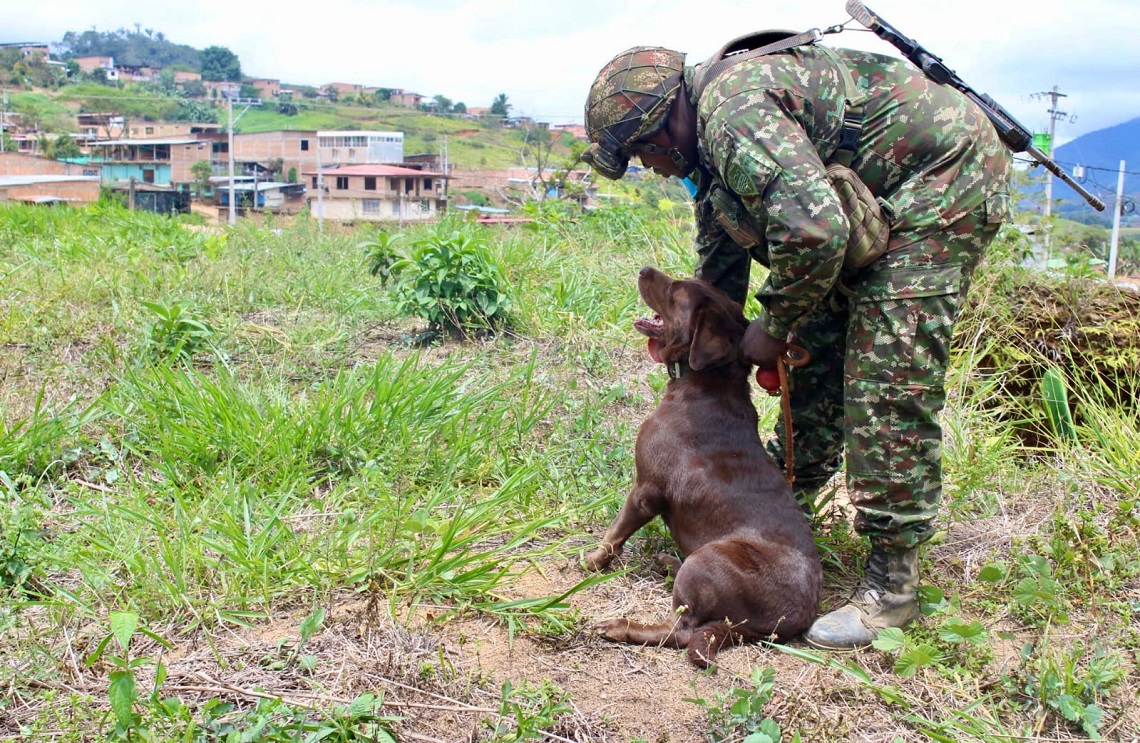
<box><xmin>742</xmin><ymin>319</ymin><xmax>786</xmax><ymax>370</ymax></box>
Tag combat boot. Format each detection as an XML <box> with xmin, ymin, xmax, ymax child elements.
<box><xmin>803</xmin><ymin>545</ymin><xmax>921</xmax><ymax>650</ymax></box>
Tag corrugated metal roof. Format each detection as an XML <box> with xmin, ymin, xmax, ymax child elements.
<box><xmin>304</xmin><ymin>164</ymin><xmax>445</xmax><ymax>177</ymax></box>
<box><xmin>0</xmin><ymin>175</ymin><xmax>101</xmax><ymax>186</ymax></box>
<box><xmin>89</xmin><ymin>138</ymin><xmax>204</xmax><ymax>146</ymax></box>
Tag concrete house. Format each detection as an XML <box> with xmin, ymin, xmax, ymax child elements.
<box><xmin>86</xmin><ymin>137</ymin><xmax>211</xmax><ymax>185</ymax></box>
<box><xmin>0</xmin><ymin>152</ymin><xmax>101</xmax><ymax>205</ymax></box>
<box><xmin>73</xmin><ymin>55</ymin><xmax>119</xmax><ymax>80</ymax></box>
<box><xmin>305</xmin><ymin>164</ymin><xmax>447</xmax><ymax>223</ymax></box>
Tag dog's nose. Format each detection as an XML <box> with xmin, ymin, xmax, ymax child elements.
<box><xmin>639</xmin><ymin>266</ymin><xmax>653</xmax><ymax>277</ymax></box>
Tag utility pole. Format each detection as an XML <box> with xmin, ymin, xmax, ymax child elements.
<box><xmin>440</xmin><ymin>135</ymin><xmax>449</xmax><ymax>203</ymax></box>
<box><xmin>225</xmin><ymin>93</ymin><xmax>261</xmax><ymax>226</ymax></box>
<box><xmin>1033</xmin><ymin>85</ymin><xmax>1071</xmax><ymax>259</ymax></box>
<box><xmin>1108</xmin><ymin>160</ymin><xmax>1126</xmax><ymax>280</ymax></box>
<box><xmin>316</xmin><ymin>144</ymin><xmax>324</xmax><ymax>233</ymax></box>
<box><xmin>1</xmin><ymin>88</ymin><xmax>7</xmax><ymax>153</ymax></box>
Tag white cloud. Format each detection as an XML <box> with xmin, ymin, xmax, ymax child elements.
<box><xmin>4</xmin><ymin>0</ymin><xmax>1138</xmax><ymax>137</ymax></box>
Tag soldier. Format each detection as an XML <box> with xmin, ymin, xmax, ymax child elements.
<box><xmin>582</xmin><ymin>42</ymin><xmax>1012</xmax><ymax>649</ymax></box>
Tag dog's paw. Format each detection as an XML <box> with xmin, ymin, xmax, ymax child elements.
<box><xmin>582</xmin><ymin>545</ymin><xmax>620</xmax><ymax>572</ymax></box>
<box><xmin>652</xmin><ymin>553</ymin><xmax>682</xmax><ymax>576</ymax></box>
<box><xmin>593</xmin><ymin>618</ymin><xmax>630</xmax><ymax>641</ymax></box>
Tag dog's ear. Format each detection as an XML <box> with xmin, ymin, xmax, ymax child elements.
<box><xmin>688</xmin><ymin>297</ymin><xmax>739</xmax><ymax>371</ymax></box>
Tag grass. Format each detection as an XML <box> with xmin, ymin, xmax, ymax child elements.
<box><xmin>1</xmin><ymin>200</ymin><xmax>1138</xmax><ymax>740</ymax></box>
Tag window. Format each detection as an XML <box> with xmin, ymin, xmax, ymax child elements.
<box><xmin>391</xmin><ymin>201</ymin><xmax>400</xmax><ymax>215</ymax></box>
<box><xmin>300</xmin><ymin>139</ymin><xmax>309</xmax><ymax>151</ymax></box>
<box><xmin>404</xmin><ymin>178</ymin><xmax>413</xmax><ymax>193</ymax></box>
<box><xmin>423</xmin><ymin>178</ymin><xmax>432</xmax><ymax>190</ymax></box>
<box><xmin>364</xmin><ymin>177</ymin><xmax>376</xmax><ymax>190</ymax></box>
<box><xmin>311</xmin><ymin>176</ymin><xmax>318</xmax><ymax>188</ymax></box>
<box><xmin>389</xmin><ymin>178</ymin><xmax>399</xmax><ymax>191</ymax></box>
<box><xmin>145</xmin><ymin>126</ymin><xmax>154</xmax><ymax>135</ymax></box>
<box><xmin>336</xmin><ymin>176</ymin><xmax>348</xmax><ymax>190</ymax></box>
<box><xmin>142</xmin><ymin>169</ymin><xmax>156</xmax><ymax>184</ymax></box>
<box><xmin>362</xmin><ymin>199</ymin><xmax>380</xmax><ymax>215</ymax></box>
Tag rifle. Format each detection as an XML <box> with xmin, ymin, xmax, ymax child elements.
<box><xmin>845</xmin><ymin>0</ymin><xmax>1106</xmax><ymax>211</ymax></box>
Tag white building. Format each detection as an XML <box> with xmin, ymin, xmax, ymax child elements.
<box><xmin>316</xmin><ymin>130</ymin><xmax>403</xmax><ymax>166</ymax></box>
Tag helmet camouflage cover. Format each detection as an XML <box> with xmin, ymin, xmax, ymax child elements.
<box><xmin>582</xmin><ymin>46</ymin><xmax>685</xmax><ymax>179</ymax></box>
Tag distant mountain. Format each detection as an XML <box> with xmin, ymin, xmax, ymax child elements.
<box><xmin>1031</xmin><ymin>117</ymin><xmax>1140</xmax><ymax>226</ymax></box>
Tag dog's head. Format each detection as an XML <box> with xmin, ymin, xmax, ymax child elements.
<box><xmin>634</xmin><ymin>266</ymin><xmax>749</xmax><ymax>371</ymax></box>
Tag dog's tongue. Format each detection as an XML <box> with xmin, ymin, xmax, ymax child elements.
<box><xmin>647</xmin><ymin>337</ymin><xmax>664</xmax><ymax>364</ymax></box>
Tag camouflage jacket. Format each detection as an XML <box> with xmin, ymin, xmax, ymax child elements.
<box><xmin>686</xmin><ymin>46</ymin><xmax>1012</xmax><ymax>338</ymax></box>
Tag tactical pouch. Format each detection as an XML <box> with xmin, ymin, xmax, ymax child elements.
<box><xmin>709</xmin><ymin>185</ymin><xmax>764</xmax><ymax>249</ymax></box>
<box><xmin>827</xmin><ymin>162</ymin><xmax>891</xmax><ymax>269</ymax></box>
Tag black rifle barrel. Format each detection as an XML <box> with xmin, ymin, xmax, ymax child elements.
<box><xmin>844</xmin><ymin>0</ymin><xmax>1106</xmax><ymax>211</ymax></box>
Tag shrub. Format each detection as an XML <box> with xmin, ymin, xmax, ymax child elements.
<box><xmin>382</xmin><ymin>222</ymin><xmax>512</xmax><ymax>335</ymax></box>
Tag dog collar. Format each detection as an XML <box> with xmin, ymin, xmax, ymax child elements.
<box><xmin>667</xmin><ymin>359</ymin><xmax>693</xmax><ymax>379</ymax></box>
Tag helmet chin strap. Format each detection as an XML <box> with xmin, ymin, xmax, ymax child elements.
<box><xmin>668</xmin><ymin>147</ymin><xmax>697</xmax><ymax>180</ymax></box>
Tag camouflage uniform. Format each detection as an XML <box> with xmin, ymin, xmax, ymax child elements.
<box><xmin>686</xmin><ymin>46</ymin><xmax>1012</xmax><ymax>549</ymax></box>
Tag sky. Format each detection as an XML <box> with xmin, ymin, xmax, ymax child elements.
<box><xmin>5</xmin><ymin>0</ymin><xmax>1140</xmax><ymax>146</ymax></box>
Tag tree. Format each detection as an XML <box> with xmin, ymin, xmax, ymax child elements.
<box><xmin>490</xmin><ymin>93</ymin><xmax>511</xmax><ymax>117</ymax></box>
<box><xmin>430</xmin><ymin>94</ymin><xmax>453</xmax><ymax>113</ymax></box>
<box><xmin>191</xmin><ymin>160</ymin><xmax>213</xmax><ymax>198</ymax></box>
<box><xmin>200</xmin><ymin>45</ymin><xmax>241</xmax><ymax>82</ymax></box>
<box><xmin>276</xmin><ymin>92</ymin><xmax>298</xmax><ymax>116</ymax></box>
<box><xmin>453</xmin><ymin>101</ymin><xmax>467</xmax><ymax>114</ymax></box>
<box><xmin>49</xmin><ymin>135</ymin><xmax>83</xmax><ymax>160</ymax></box>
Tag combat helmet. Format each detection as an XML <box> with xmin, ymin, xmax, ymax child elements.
<box><xmin>582</xmin><ymin>46</ymin><xmax>685</xmax><ymax>180</ymax></box>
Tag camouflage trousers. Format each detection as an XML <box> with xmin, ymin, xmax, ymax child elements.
<box><xmin>765</xmin><ymin>201</ymin><xmax>1004</xmax><ymax>549</ymax></box>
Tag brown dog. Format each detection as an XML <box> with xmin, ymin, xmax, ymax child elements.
<box><xmin>584</xmin><ymin>267</ymin><xmax>821</xmax><ymax>668</ymax></box>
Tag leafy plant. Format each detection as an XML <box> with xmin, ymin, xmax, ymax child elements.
<box><xmin>141</xmin><ymin>299</ymin><xmax>215</xmax><ymax>361</ymax></box>
<box><xmin>1004</xmin><ymin>639</ymin><xmax>1125</xmax><ymax>739</ymax></box>
<box><xmin>688</xmin><ymin>666</ymin><xmax>786</xmax><ymax>743</ymax></box>
<box><xmin>359</xmin><ymin>229</ymin><xmax>402</xmax><ymax>283</ymax></box>
<box><xmin>387</xmin><ymin>221</ymin><xmax>512</xmax><ymax>334</ymax></box>
<box><xmin>197</xmin><ymin>693</ymin><xmax>399</xmax><ymax>742</ymax></box>
<box><xmin>489</xmin><ymin>680</ymin><xmax>572</xmax><ymax>741</ymax></box>
<box><xmin>86</xmin><ymin>610</ymin><xmax>176</xmax><ymax>740</ymax></box>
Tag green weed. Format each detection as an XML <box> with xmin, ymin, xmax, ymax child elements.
<box><xmin>687</xmin><ymin>666</ymin><xmax>788</xmax><ymax>743</ymax></box>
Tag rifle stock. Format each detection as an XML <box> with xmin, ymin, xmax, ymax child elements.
<box><xmin>845</xmin><ymin>0</ymin><xmax>1106</xmax><ymax>211</ymax></box>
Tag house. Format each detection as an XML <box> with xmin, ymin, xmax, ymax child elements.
<box><xmin>388</xmin><ymin>90</ymin><xmax>424</xmax><ymax>108</ymax></box>
<box><xmin>305</xmin><ymin>164</ymin><xmax>447</xmax><ymax>223</ymax></box>
<box><xmin>0</xmin><ymin>174</ymin><xmax>101</xmax><ymax>205</ymax></box>
<box><xmin>316</xmin><ymin>131</ymin><xmax>403</xmax><ymax>166</ymax></box>
<box><xmin>0</xmin><ymin>153</ymin><xmax>100</xmax><ymax>204</ymax></box>
<box><xmin>245</xmin><ymin>77</ymin><xmax>281</xmax><ymax>98</ymax></box>
<box><xmin>77</xmin><ymin>112</ymin><xmax>126</xmax><ymax>141</ymax></box>
<box><xmin>127</xmin><ymin>122</ymin><xmax>222</xmax><ymax>139</ymax></box>
<box><xmin>86</xmin><ymin>137</ymin><xmax>211</xmax><ymax>186</ymax></box>
<box><xmin>324</xmin><ymin>82</ymin><xmax>379</xmax><ymax>98</ymax></box>
<box><xmin>206</xmin><ymin>130</ymin><xmax>320</xmax><ymax>191</ymax></box>
<box><xmin>73</xmin><ymin>55</ymin><xmax>119</xmax><ymax>81</ymax></box>
<box><xmin>117</xmin><ymin>65</ymin><xmax>159</xmax><ymax>83</ymax></box>
<box><xmin>201</xmin><ymin>80</ymin><xmax>241</xmax><ymax>100</ymax></box>
<box><xmin>216</xmin><ymin>180</ymin><xmax>307</xmax><ymax>213</ymax></box>
<box><xmin>551</xmin><ymin>123</ymin><xmax>588</xmax><ymax>141</ymax></box>
<box><xmin>0</xmin><ymin>42</ymin><xmax>51</xmax><ymax>62</ymax></box>
<box><xmin>1</xmin><ymin>151</ymin><xmax>100</xmax><ymax>178</ymax></box>
<box><xmin>172</xmin><ymin>70</ymin><xmax>202</xmax><ymax>85</ymax></box>
<box><xmin>110</xmin><ymin>181</ymin><xmax>191</xmax><ymax>214</ymax></box>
